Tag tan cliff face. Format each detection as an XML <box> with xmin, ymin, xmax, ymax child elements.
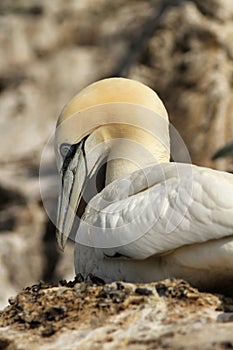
<box><xmin>0</xmin><ymin>0</ymin><xmax>232</xmax><ymax>167</ymax></box>
<box><xmin>0</xmin><ymin>0</ymin><xmax>232</xmax><ymax>342</ymax></box>
<box><xmin>128</xmin><ymin>1</ymin><xmax>233</xmax><ymax>171</ymax></box>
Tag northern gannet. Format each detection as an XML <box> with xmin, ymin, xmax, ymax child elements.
<box><xmin>55</xmin><ymin>78</ymin><xmax>233</xmax><ymax>292</ymax></box>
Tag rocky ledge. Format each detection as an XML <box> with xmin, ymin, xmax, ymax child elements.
<box><xmin>0</xmin><ymin>278</ymin><xmax>233</xmax><ymax>350</ymax></box>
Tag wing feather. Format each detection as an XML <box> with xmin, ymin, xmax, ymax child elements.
<box><xmin>77</xmin><ymin>163</ymin><xmax>233</xmax><ymax>259</ymax></box>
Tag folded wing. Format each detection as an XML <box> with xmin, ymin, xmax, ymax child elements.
<box><xmin>76</xmin><ymin>163</ymin><xmax>233</xmax><ymax>259</ymax></box>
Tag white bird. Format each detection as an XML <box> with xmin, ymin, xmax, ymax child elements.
<box><xmin>55</xmin><ymin>78</ymin><xmax>233</xmax><ymax>292</ymax></box>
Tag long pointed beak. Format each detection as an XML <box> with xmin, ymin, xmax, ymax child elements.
<box><xmin>56</xmin><ymin>140</ymin><xmax>87</xmax><ymax>251</ymax></box>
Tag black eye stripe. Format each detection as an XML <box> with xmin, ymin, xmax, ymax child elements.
<box><xmin>61</xmin><ymin>135</ymin><xmax>89</xmax><ymax>174</ymax></box>
<box><xmin>61</xmin><ymin>143</ymin><xmax>78</xmax><ymax>174</ymax></box>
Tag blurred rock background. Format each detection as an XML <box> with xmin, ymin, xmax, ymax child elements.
<box><xmin>0</xmin><ymin>0</ymin><xmax>232</xmax><ymax>308</ymax></box>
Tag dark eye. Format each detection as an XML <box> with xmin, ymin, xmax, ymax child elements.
<box><xmin>60</xmin><ymin>143</ymin><xmax>72</xmax><ymax>159</ymax></box>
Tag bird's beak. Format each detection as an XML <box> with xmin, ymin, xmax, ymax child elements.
<box><xmin>56</xmin><ymin>138</ymin><xmax>88</xmax><ymax>251</ymax></box>
<box><xmin>56</xmin><ymin>135</ymin><xmax>108</xmax><ymax>251</ymax></box>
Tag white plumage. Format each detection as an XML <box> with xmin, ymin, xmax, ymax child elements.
<box><xmin>75</xmin><ymin>163</ymin><xmax>233</xmax><ymax>290</ymax></box>
<box><xmin>55</xmin><ymin>78</ymin><xmax>233</xmax><ymax>291</ymax></box>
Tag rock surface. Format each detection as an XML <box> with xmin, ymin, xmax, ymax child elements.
<box><xmin>0</xmin><ymin>278</ymin><xmax>233</xmax><ymax>349</ymax></box>
<box><xmin>128</xmin><ymin>0</ymin><xmax>233</xmax><ymax>170</ymax></box>
<box><xmin>0</xmin><ymin>0</ymin><xmax>232</xmax><ymax>326</ymax></box>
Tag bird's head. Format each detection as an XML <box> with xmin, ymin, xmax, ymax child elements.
<box><xmin>55</xmin><ymin>77</ymin><xmax>170</xmax><ymax>250</ymax></box>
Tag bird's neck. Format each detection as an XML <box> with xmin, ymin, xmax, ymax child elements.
<box><xmin>105</xmin><ymin>158</ymin><xmax>138</xmax><ymax>185</ymax></box>
<box><xmin>105</xmin><ymin>140</ymin><xmax>169</xmax><ymax>185</ymax></box>
<box><xmin>94</xmin><ymin>124</ymin><xmax>170</xmax><ymax>186</ymax></box>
